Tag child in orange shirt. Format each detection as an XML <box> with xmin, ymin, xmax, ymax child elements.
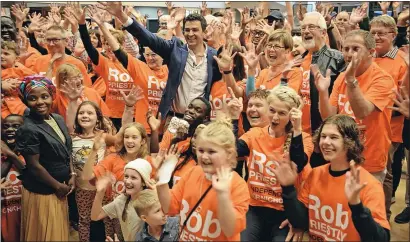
<box><xmin>155</xmin><ymin>120</ymin><xmax>250</xmax><ymax>241</ymax></box>
<box><xmin>52</xmin><ymin>63</ymin><xmax>110</xmax><ymax>121</ymax></box>
<box><xmin>274</xmin><ymin>114</ymin><xmax>390</xmax><ymax>241</ymax></box>
<box><xmin>1</xmin><ymin>114</ymin><xmax>26</xmax><ymax>242</ymax></box>
<box><xmin>235</xmin><ymin>86</ymin><xmax>313</xmax><ymax>241</ymax></box>
<box><xmin>1</xmin><ymin>41</ymin><xmax>35</xmax><ymax>119</ymax></box>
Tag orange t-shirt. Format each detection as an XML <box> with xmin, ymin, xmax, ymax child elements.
<box><xmin>93</xmin><ymin>153</ymin><xmax>154</xmax><ymax>198</ymax></box>
<box><xmin>169</xmin><ymin>166</ymin><xmax>250</xmax><ymax>241</ymax></box>
<box><xmin>159</xmin><ymin>130</ymin><xmax>191</xmax><ymax>153</ymax></box>
<box><xmin>21</xmin><ymin>46</ymin><xmax>41</xmax><ymax>70</ymax></box>
<box><xmin>52</xmin><ymin>87</ymin><xmax>110</xmax><ymax>121</ymax></box>
<box><xmin>256</xmin><ymin>67</ymin><xmax>303</xmax><ymax>93</ymax></box>
<box><xmin>240</xmin><ymin>126</ymin><xmax>314</xmax><ymax>210</ymax></box>
<box><xmin>299</xmin><ymin>163</ymin><xmax>390</xmax><ymax>241</ymax></box>
<box><xmin>1</xmin><ymin>156</ymin><xmax>24</xmax><ymax>242</ymax></box>
<box><xmin>1</xmin><ymin>64</ymin><xmax>36</xmax><ymax>118</ymax></box>
<box><xmin>329</xmin><ymin>62</ymin><xmax>395</xmax><ymax>173</ymax></box>
<box><xmin>300</xmin><ymin>53</ymin><xmax>313</xmax><ymax>134</ymax></box>
<box><xmin>94</xmin><ymin>53</ymin><xmax>135</xmax><ymax>118</ymax></box>
<box><xmin>374</xmin><ymin>51</ymin><xmax>407</xmax><ymax>143</ymax></box>
<box><xmin>32</xmin><ymin>54</ymin><xmax>92</xmax><ymax>87</ymax></box>
<box><xmin>209</xmin><ymin>80</ymin><xmax>245</xmax><ymax>136</ymax></box>
<box><xmin>91</xmin><ymin>76</ymin><xmax>107</xmax><ymax>98</ymax></box>
<box><xmin>172</xmin><ymin>157</ymin><xmax>197</xmax><ymax>186</ymax></box>
<box><xmin>126</xmin><ymin>55</ymin><xmax>168</xmax><ymax>134</ymax></box>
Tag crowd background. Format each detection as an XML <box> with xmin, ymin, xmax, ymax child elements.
<box><xmin>1</xmin><ymin>1</ymin><xmax>409</xmax><ymax>242</ymax></box>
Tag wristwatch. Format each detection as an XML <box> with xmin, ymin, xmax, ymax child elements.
<box><xmin>345</xmin><ymin>78</ymin><xmax>358</xmax><ymax>88</ymax></box>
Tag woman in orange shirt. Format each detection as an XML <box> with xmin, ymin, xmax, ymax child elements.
<box><xmin>274</xmin><ymin>114</ymin><xmax>390</xmax><ymax>241</ymax></box>
<box><xmin>235</xmin><ymin>86</ymin><xmax>313</xmax><ymax>241</ymax></box>
<box><xmin>155</xmin><ymin>120</ymin><xmax>250</xmax><ymax>241</ymax></box>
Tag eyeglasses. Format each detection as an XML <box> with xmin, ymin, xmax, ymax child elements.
<box><xmin>252</xmin><ymin>31</ymin><xmax>265</xmax><ymax>37</ymax></box>
<box><xmin>266</xmin><ymin>44</ymin><xmax>285</xmax><ymax>51</ymax></box>
<box><xmin>370</xmin><ymin>31</ymin><xmax>395</xmax><ymax>37</ymax></box>
<box><xmin>45</xmin><ymin>38</ymin><xmax>63</xmax><ymax>43</ymax></box>
<box><xmin>300</xmin><ymin>25</ymin><xmax>321</xmax><ymax>32</ymax></box>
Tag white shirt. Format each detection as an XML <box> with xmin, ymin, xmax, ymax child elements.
<box><xmin>172</xmin><ymin>44</ymin><xmax>208</xmax><ymax>113</ymax></box>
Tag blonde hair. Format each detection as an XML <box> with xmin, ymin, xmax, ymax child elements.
<box><xmin>117</xmin><ymin>122</ymin><xmax>149</xmax><ymax>158</ymax></box>
<box><xmin>370</xmin><ymin>15</ymin><xmax>398</xmax><ymax>34</ymax></box>
<box><xmin>133</xmin><ymin>189</ymin><xmax>160</xmax><ymax>217</ymax></box>
<box><xmin>109</xmin><ymin>29</ymin><xmax>125</xmax><ymax>45</ymax></box>
<box><xmin>197</xmin><ymin>119</ymin><xmax>237</xmax><ymax>168</ymax></box>
<box><xmin>267</xmin><ymin>86</ymin><xmax>303</xmax><ymax>152</ymax></box>
<box><xmin>55</xmin><ymin>63</ymin><xmax>82</xmax><ymax>89</ymax></box>
<box><xmin>268</xmin><ymin>29</ymin><xmax>293</xmax><ymax>50</ymax></box>
<box><xmin>1</xmin><ymin>41</ymin><xmax>19</xmax><ymax>55</ymax></box>
<box><xmin>47</xmin><ymin>25</ymin><xmax>67</xmax><ymax>38</ymax></box>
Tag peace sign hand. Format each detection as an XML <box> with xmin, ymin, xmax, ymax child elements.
<box><xmin>213</xmin><ymin>44</ymin><xmax>237</xmax><ymax>72</ymax></box>
<box><xmin>227</xmin><ymin>87</ymin><xmax>243</xmax><ymax>120</ymax></box>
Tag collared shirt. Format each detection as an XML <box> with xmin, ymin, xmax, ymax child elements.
<box><xmin>136</xmin><ymin>217</ymin><xmax>179</xmax><ymax>242</ymax></box>
<box><xmin>381</xmin><ymin>46</ymin><xmax>399</xmax><ymax>59</ymax></box>
<box><xmin>172</xmin><ymin>44</ymin><xmax>208</xmax><ymax>114</ymax></box>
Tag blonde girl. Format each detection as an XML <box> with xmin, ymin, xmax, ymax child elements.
<box><xmin>154</xmin><ymin>120</ymin><xmax>250</xmax><ymax>241</ymax></box>
<box><xmin>233</xmin><ymin>85</ymin><xmax>313</xmax><ymax>241</ymax></box>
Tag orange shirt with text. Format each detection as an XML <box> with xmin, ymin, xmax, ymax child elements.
<box><xmin>240</xmin><ymin>126</ymin><xmax>314</xmax><ymax>210</ymax></box>
<box><xmin>169</xmin><ymin>166</ymin><xmax>250</xmax><ymax>241</ymax></box>
<box><xmin>299</xmin><ymin>164</ymin><xmax>390</xmax><ymax>241</ymax></box>
<box><xmin>32</xmin><ymin>54</ymin><xmax>92</xmax><ymax>87</ymax></box>
<box><xmin>374</xmin><ymin>51</ymin><xmax>407</xmax><ymax>143</ymax></box>
<box><xmin>300</xmin><ymin>53</ymin><xmax>313</xmax><ymax>134</ymax></box>
<box><xmin>93</xmin><ymin>53</ymin><xmax>135</xmax><ymax>118</ymax></box>
<box><xmin>172</xmin><ymin>157</ymin><xmax>197</xmax><ymax>186</ymax></box>
<box><xmin>329</xmin><ymin>62</ymin><xmax>395</xmax><ymax>173</ymax></box>
<box><xmin>159</xmin><ymin>130</ymin><xmax>191</xmax><ymax>153</ymax></box>
<box><xmin>126</xmin><ymin>55</ymin><xmax>168</xmax><ymax>134</ymax></box>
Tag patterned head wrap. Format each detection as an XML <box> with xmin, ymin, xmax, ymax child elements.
<box><xmin>19</xmin><ymin>75</ymin><xmax>56</xmax><ymax>101</ymax></box>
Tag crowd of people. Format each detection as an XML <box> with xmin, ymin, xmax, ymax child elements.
<box><xmin>1</xmin><ymin>1</ymin><xmax>409</xmax><ymax>241</ymax></box>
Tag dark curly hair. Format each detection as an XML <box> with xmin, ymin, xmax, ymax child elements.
<box><xmin>313</xmin><ymin>114</ymin><xmax>364</xmax><ymax>164</ymax></box>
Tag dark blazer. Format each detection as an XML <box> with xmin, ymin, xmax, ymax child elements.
<box><xmin>16</xmin><ymin>113</ymin><xmax>72</xmax><ymax>195</ymax></box>
<box><xmin>124</xmin><ymin>20</ymin><xmax>221</xmax><ymax>118</ymax></box>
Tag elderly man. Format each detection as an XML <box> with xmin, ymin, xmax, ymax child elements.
<box><xmin>299</xmin><ymin>12</ymin><xmax>345</xmax><ymax>167</ymax></box>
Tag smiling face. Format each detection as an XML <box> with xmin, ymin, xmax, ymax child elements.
<box><xmin>184</xmin><ymin>20</ymin><xmax>205</xmax><ymax>49</ymax></box>
<box><xmin>342</xmin><ymin>34</ymin><xmax>374</xmax><ymax>71</ymax></box>
<box><xmin>143</xmin><ymin>47</ymin><xmax>163</xmax><ymax>71</ymax></box>
<box><xmin>1</xmin><ymin>116</ymin><xmax>23</xmax><ymax>146</ymax></box>
<box><xmin>1</xmin><ymin>17</ymin><xmax>17</xmax><ymax>41</ymax></box>
<box><xmin>268</xmin><ymin>96</ymin><xmax>291</xmax><ymax>133</ymax></box>
<box><xmin>45</xmin><ymin>28</ymin><xmax>67</xmax><ymax>55</ymax></box>
<box><xmin>26</xmin><ymin>87</ymin><xmax>53</xmax><ymax>117</ymax></box>
<box><xmin>123</xmin><ymin>126</ymin><xmax>146</xmax><ymax>155</ymax></box>
<box><xmin>335</xmin><ymin>11</ymin><xmax>349</xmax><ymax>29</ymax></box>
<box><xmin>319</xmin><ymin>124</ymin><xmax>347</xmax><ymax>162</ymax></box>
<box><xmin>183</xmin><ymin>99</ymin><xmax>208</xmax><ymax>125</ymax></box>
<box><xmin>247</xmin><ymin>97</ymin><xmax>270</xmax><ymax>128</ymax></box>
<box><xmin>196</xmin><ymin>139</ymin><xmax>233</xmax><ymax>175</ymax></box>
<box><xmin>370</xmin><ymin>24</ymin><xmax>395</xmax><ymax>56</ymax></box>
<box><xmin>264</xmin><ymin>40</ymin><xmax>289</xmax><ymax>67</ymax></box>
<box><xmin>301</xmin><ymin>14</ymin><xmax>326</xmax><ymax>51</ymax></box>
<box><xmin>77</xmin><ymin>104</ymin><xmax>98</xmax><ymax>131</ymax></box>
<box><xmin>123</xmin><ymin>168</ymin><xmax>144</xmax><ymax>196</ymax></box>
<box><xmin>292</xmin><ymin>36</ymin><xmax>306</xmax><ymax>57</ymax></box>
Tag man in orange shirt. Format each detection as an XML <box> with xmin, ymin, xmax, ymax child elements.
<box><xmin>370</xmin><ymin>15</ymin><xmax>408</xmax><ymax>220</ymax></box>
<box><xmin>315</xmin><ymin>29</ymin><xmax>395</xmax><ymax>182</ymax></box>
<box><xmin>31</xmin><ymin>25</ymin><xmax>92</xmax><ymax>87</ymax></box>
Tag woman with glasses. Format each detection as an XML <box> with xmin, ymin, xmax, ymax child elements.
<box><xmin>242</xmin><ymin>29</ymin><xmax>303</xmax><ymax>95</ymax></box>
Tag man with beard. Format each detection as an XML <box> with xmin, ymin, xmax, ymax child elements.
<box><xmin>149</xmin><ymin>97</ymin><xmax>211</xmax><ymax>154</ymax></box>
<box><xmin>1</xmin><ymin>114</ymin><xmax>26</xmax><ymax>242</ymax></box>
<box><xmin>299</xmin><ymin>12</ymin><xmax>345</xmax><ymax>168</ymax></box>
<box><xmin>1</xmin><ymin>16</ymin><xmax>17</xmax><ymax>42</ymax></box>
